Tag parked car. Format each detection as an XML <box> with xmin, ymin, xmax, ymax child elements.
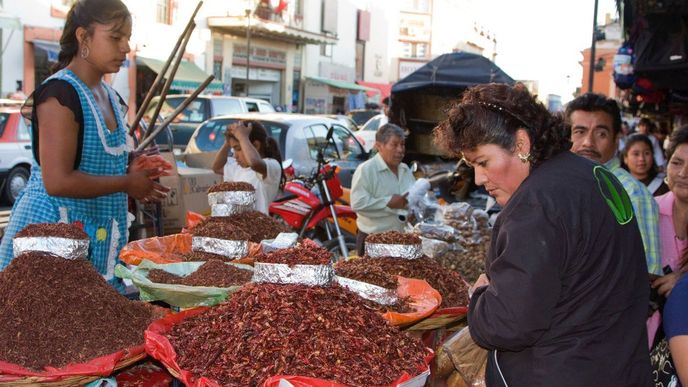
<box><xmin>356</xmin><ymin>113</ymin><xmax>388</xmax><ymax>152</ymax></box>
<box><xmin>0</xmin><ymin>103</ymin><xmax>32</xmax><ymax>204</ymax></box>
<box><xmin>322</xmin><ymin>114</ymin><xmax>358</xmax><ymax>132</ymax></box>
<box><xmin>143</xmin><ymin>95</ymin><xmax>275</xmax><ymax>152</ymax></box>
<box><xmin>184</xmin><ymin>113</ymin><xmax>369</xmax><ymax>187</ymax></box>
<box><xmin>346</xmin><ymin>109</ymin><xmax>380</xmax><ymax>127</ymax></box>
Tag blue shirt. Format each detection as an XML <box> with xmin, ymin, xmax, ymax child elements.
<box><xmin>664</xmin><ymin>273</ymin><xmax>688</xmax><ymax>339</ymax></box>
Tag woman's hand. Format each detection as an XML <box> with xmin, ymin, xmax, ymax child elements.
<box><xmin>128</xmin><ymin>154</ymin><xmax>174</xmax><ymax>180</ymax></box>
<box><xmin>126</xmin><ymin>168</ymin><xmax>170</xmax><ymax>202</ymax></box>
<box><xmin>652</xmin><ymin>272</ymin><xmax>680</xmax><ymax>297</ymax></box>
<box><xmin>469</xmin><ymin>273</ymin><xmax>490</xmax><ymax>298</ymax></box>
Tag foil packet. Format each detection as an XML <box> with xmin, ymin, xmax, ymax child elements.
<box><xmin>208</xmin><ymin>191</ymin><xmax>256</xmax><ymax>206</ymax></box>
<box><xmin>366</xmin><ymin>243</ymin><xmax>423</xmax><ymax>259</ymax></box>
<box><xmin>211</xmin><ymin>203</ymin><xmax>255</xmax><ymax>217</ymax></box>
<box><xmin>13</xmin><ymin>237</ymin><xmax>89</xmax><ymax>260</ymax></box>
<box><xmin>252</xmin><ymin>262</ymin><xmax>333</xmax><ymax>286</ymax></box>
<box><xmin>192</xmin><ymin>236</ymin><xmax>248</xmax><ymax>258</ymax></box>
<box><xmin>334</xmin><ymin>275</ymin><xmax>398</xmax><ymax>306</ymax></box>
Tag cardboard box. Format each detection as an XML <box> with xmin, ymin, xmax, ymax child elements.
<box><xmin>183</xmin><ymin>151</ymin><xmax>218</xmax><ymax>170</ymax></box>
<box><xmin>159</xmin><ymin>165</ymin><xmax>220</xmax><ymax>232</ymax></box>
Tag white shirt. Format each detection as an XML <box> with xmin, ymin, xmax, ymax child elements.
<box><xmin>223</xmin><ymin>157</ymin><xmax>281</xmax><ymax>214</ymax></box>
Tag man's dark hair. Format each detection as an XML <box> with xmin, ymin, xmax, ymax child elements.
<box><xmin>382</xmin><ymin>96</ymin><xmax>390</xmax><ymax>106</ymax></box>
<box><xmin>565</xmin><ymin>93</ymin><xmax>622</xmax><ymax>134</ymax></box>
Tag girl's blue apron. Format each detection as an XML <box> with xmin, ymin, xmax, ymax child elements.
<box><xmin>0</xmin><ymin>69</ymin><xmax>130</xmax><ymax>292</ymax></box>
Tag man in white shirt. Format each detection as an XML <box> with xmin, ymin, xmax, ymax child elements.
<box><xmin>351</xmin><ymin>124</ymin><xmax>415</xmax><ymax>255</ymax></box>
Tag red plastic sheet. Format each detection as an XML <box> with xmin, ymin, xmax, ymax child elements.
<box><xmin>145</xmin><ymin>308</ymin><xmax>433</xmax><ymax>387</ymax></box>
<box><xmin>382</xmin><ymin>277</ymin><xmax>441</xmax><ymax>326</ymax></box>
<box><xmin>0</xmin><ymin>345</ymin><xmax>144</xmax><ymax>382</ymax></box>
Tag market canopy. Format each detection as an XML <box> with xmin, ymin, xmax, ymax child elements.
<box><xmin>391</xmin><ymin>52</ymin><xmax>515</xmax><ymax>93</ymax></box>
<box><xmin>306</xmin><ymin>76</ymin><xmax>376</xmax><ymax>92</ymax></box>
<box><xmin>137</xmin><ymin>56</ymin><xmax>224</xmax><ymax>93</ymax></box>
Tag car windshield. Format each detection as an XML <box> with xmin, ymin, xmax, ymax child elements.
<box><xmin>194</xmin><ymin>118</ymin><xmax>288</xmax><ymax>152</ymax></box>
<box><xmin>148</xmin><ymin>98</ymin><xmax>209</xmax><ymax>124</ymax></box>
<box><xmin>299</xmin><ymin>124</ymin><xmax>364</xmax><ymax>161</ymax></box>
<box><xmin>361</xmin><ymin>115</ymin><xmax>383</xmax><ymax>131</ymax></box>
<box><xmin>348</xmin><ymin>110</ymin><xmax>379</xmax><ymax>126</ymax></box>
<box><xmin>0</xmin><ymin>113</ymin><xmax>9</xmax><ymax>138</ymax></box>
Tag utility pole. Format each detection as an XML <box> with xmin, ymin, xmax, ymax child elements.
<box><xmin>588</xmin><ymin>0</ymin><xmax>599</xmax><ymax>93</ymax></box>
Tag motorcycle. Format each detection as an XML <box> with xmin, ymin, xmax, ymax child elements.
<box><xmin>269</xmin><ymin>127</ymin><xmax>357</xmax><ymax>259</ymax></box>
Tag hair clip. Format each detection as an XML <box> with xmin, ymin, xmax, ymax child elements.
<box><xmin>476</xmin><ymin>101</ymin><xmax>531</xmax><ymax>129</ymax></box>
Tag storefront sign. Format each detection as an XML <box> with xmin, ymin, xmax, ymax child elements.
<box><xmin>231</xmin><ymin>66</ymin><xmax>282</xmax><ymax>82</ymax></box>
<box><xmin>319</xmin><ymin>62</ymin><xmax>355</xmax><ymax>83</ymax></box>
<box><xmin>233</xmin><ymin>45</ymin><xmax>287</xmax><ymax>68</ymax></box>
<box><xmin>399</xmin><ymin>60</ymin><xmax>427</xmax><ymax>79</ymax></box>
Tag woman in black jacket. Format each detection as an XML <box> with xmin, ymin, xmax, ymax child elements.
<box><xmin>434</xmin><ymin>83</ymin><xmax>652</xmax><ymax>387</ymax></box>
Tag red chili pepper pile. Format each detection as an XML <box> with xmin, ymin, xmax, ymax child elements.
<box><xmin>148</xmin><ymin>260</ymin><xmax>252</xmax><ymax>287</ymax></box>
<box><xmin>0</xmin><ymin>252</ymin><xmax>155</xmax><ymax>370</ymax></box>
<box><xmin>354</xmin><ymin>256</ymin><xmax>469</xmax><ymax>308</ymax></box>
<box><xmin>255</xmin><ymin>243</ymin><xmax>332</xmax><ymax>266</ymax></box>
<box><xmin>15</xmin><ymin>223</ymin><xmax>88</xmax><ymax>239</ymax></box>
<box><xmin>208</xmin><ymin>181</ymin><xmax>255</xmax><ymax>192</ymax></box>
<box><xmin>166</xmin><ymin>283</ymin><xmax>427</xmax><ymax>386</ymax></box>
<box><xmin>366</xmin><ymin>231</ymin><xmax>421</xmax><ymax>245</ymax></box>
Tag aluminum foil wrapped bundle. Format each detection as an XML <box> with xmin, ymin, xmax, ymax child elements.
<box><xmin>207</xmin><ymin>191</ymin><xmax>256</xmax><ymax>217</ymax></box>
<box><xmin>211</xmin><ymin>203</ymin><xmax>255</xmax><ymax>217</ymax></box>
<box><xmin>366</xmin><ymin>243</ymin><xmax>423</xmax><ymax>260</ymax></box>
<box><xmin>13</xmin><ymin>237</ymin><xmax>89</xmax><ymax>260</ymax></box>
<box><xmin>252</xmin><ymin>262</ymin><xmax>334</xmax><ymax>286</ymax></box>
<box><xmin>334</xmin><ymin>275</ymin><xmax>398</xmax><ymax>306</ymax></box>
<box><xmin>192</xmin><ymin>236</ymin><xmax>248</xmax><ymax>259</ymax></box>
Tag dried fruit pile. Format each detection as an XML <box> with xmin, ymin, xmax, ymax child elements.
<box><xmin>15</xmin><ymin>223</ymin><xmax>88</xmax><ymax>239</ymax></box>
<box><xmin>208</xmin><ymin>181</ymin><xmax>255</xmax><ymax>192</ymax></box>
<box><xmin>166</xmin><ymin>283</ymin><xmax>427</xmax><ymax>386</ymax></box>
<box><xmin>354</xmin><ymin>257</ymin><xmax>469</xmax><ymax>308</ymax></box>
<box><xmin>366</xmin><ymin>231</ymin><xmax>421</xmax><ymax>245</ymax></box>
<box><xmin>190</xmin><ymin>218</ymin><xmax>250</xmax><ymax>241</ymax></box>
<box><xmin>0</xmin><ymin>252</ymin><xmax>154</xmax><ymax>370</ymax></box>
<box><xmin>226</xmin><ymin>210</ymin><xmax>290</xmax><ymax>243</ymax></box>
<box><xmin>255</xmin><ymin>243</ymin><xmax>332</xmax><ymax>266</ymax></box>
<box><xmin>335</xmin><ymin>260</ymin><xmax>398</xmax><ymax>289</ymax></box>
<box><xmin>148</xmin><ymin>260</ymin><xmax>252</xmax><ymax>287</ymax></box>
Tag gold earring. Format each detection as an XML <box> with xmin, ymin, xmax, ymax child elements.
<box><xmin>80</xmin><ymin>46</ymin><xmax>90</xmax><ymax>59</ymax></box>
<box><xmin>518</xmin><ymin>152</ymin><xmax>531</xmax><ymax>163</ymax></box>
<box><xmin>665</xmin><ymin>176</ymin><xmax>670</xmax><ymax>185</ymax></box>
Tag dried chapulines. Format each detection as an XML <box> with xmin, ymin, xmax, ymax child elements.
<box><xmin>254</xmin><ymin>243</ymin><xmax>332</xmax><ymax>266</ymax></box>
<box><xmin>148</xmin><ymin>260</ymin><xmax>252</xmax><ymax>288</ymax></box>
<box><xmin>208</xmin><ymin>181</ymin><xmax>255</xmax><ymax>193</ymax></box>
<box><xmin>226</xmin><ymin>211</ymin><xmax>290</xmax><ymax>243</ymax></box>
<box><xmin>15</xmin><ymin>222</ymin><xmax>88</xmax><ymax>239</ymax></box>
<box><xmin>190</xmin><ymin>218</ymin><xmax>250</xmax><ymax>241</ymax></box>
<box><xmin>335</xmin><ymin>260</ymin><xmax>398</xmax><ymax>289</ymax></box>
<box><xmin>359</xmin><ymin>256</ymin><xmax>470</xmax><ymax>308</ymax></box>
<box><xmin>0</xmin><ymin>252</ymin><xmax>155</xmax><ymax>370</ymax></box>
<box><xmin>166</xmin><ymin>283</ymin><xmax>427</xmax><ymax>386</ymax></box>
<box><xmin>180</xmin><ymin>250</ymin><xmax>237</xmax><ymax>263</ymax></box>
<box><xmin>366</xmin><ymin>231</ymin><xmax>421</xmax><ymax>245</ymax></box>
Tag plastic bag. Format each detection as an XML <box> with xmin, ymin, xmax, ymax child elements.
<box><xmin>420</xmin><ymin>236</ymin><xmax>450</xmax><ymax>259</ymax></box>
<box><xmin>145</xmin><ymin>308</ymin><xmax>434</xmax><ymax>387</ymax></box>
<box><xmin>119</xmin><ymin>234</ymin><xmax>192</xmax><ymax>266</ymax></box>
<box><xmin>382</xmin><ymin>276</ymin><xmax>442</xmax><ymax>326</ymax></box>
<box><xmin>114</xmin><ymin>260</ymin><xmax>252</xmax><ymax>308</ymax></box>
<box><xmin>442</xmin><ymin>327</ymin><xmax>487</xmax><ymax>387</ymax></box>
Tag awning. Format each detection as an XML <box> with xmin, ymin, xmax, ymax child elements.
<box><xmin>33</xmin><ymin>40</ymin><xmax>60</xmax><ymax>62</ymax></box>
<box><xmin>137</xmin><ymin>56</ymin><xmax>223</xmax><ymax>93</ymax></box>
<box><xmin>208</xmin><ymin>16</ymin><xmax>337</xmax><ymax>45</ymax></box>
<box><xmin>306</xmin><ymin>76</ymin><xmax>376</xmax><ymax>92</ymax></box>
<box><xmin>357</xmin><ymin>81</ymin><xmax>392</xmax><ymax>99</ymax></box>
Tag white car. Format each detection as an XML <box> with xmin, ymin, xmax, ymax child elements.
<box><xmin>356</xmin><ymin>113</ymin><xmax>387</xmax><ymax>152</ymax></box>
<box><xmin>0</xmin><ymin>103</ymin><xmax>32</xmax><ymax>204</ymax></box>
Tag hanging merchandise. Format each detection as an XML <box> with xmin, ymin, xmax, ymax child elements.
<box><xmin>633</xmin><ymin>14</ymin><xmax>688</xmax><ymax>89</ymax></box>
<box><xmin>613</xmin><ymin>43</ymin><xmax>635</xmax><ymax>90</ymax></box>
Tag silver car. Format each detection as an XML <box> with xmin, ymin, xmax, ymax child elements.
<box><xmin>184</xmin><ymin>113</ymin><xmax>370</xmax><ymax>187</ymax></box>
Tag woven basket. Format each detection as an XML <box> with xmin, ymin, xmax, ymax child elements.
<box><xmin>404</xmin><ymin>306</ymin><xmax>468</xmax><ymax>331</ymax></box>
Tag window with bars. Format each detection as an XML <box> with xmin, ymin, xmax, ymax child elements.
<box><xmin>156</xmin><ymin>0</ymin><xmax>172</xmax><ymax>24</ymax></box>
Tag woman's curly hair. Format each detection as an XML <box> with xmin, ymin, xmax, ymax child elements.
<box><xmin>434</xmin><ymin>83</ymin><xmax>571</xmax><ymax>169</ymax></box>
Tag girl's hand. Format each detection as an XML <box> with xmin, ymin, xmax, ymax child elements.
<box><xmin>229</xmin><ymin>121</ymin><xmax>252</xmax><ymax>139</ymax></box>
<box><xmin>652</xmin><ymin>272</ymin><xmax>680</xmax><ymax>297</ymax></box>
<box><xmin>126</xmin><ymin>168</ymin><xmax>170</xmax><ymax>202</ymax></box>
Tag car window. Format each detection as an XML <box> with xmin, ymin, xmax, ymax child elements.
<box><xmin>212</xmin><ymin>99</ymin><xmax>243</xmax><ymax>116</ymax></box>
<box><xmin>245</xmin><ymin>102</ymin><xmax>259</xmax><ymax>112</ymax></box>
<box><xmin>258</xmin><ymin>102</ymin><xmax>275</xmax><ymax>112</ymax></box>
<box><xmin>146</xmin><ymin>98</ymin><xmax>209</xmax><ymax>124</ymax></box>
<box><xmin>16</xmin><ymin>117</ymin><xmax>31</xmax><ymax>141</ymax></box>
<box><xmin>363</xmin><ymin>116</ymin><xmax>382</xmax><ymax>131</ymax></box>
<box><xmin>194</xmin><ymin>118</ymin><xmax>287</xmax><ymax>153</ymax></box>
<box><xmin>302</xmin><ymin>124</ymin><xmax>364</xmax><ymax>161</ymax></box>
<box><xmin>0</xmin><ymin>113</ymin><xmax>9</xmax><ymax>137</ymax></box>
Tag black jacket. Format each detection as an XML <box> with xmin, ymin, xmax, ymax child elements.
<box><xmin>468</xmin><ymin>151</ymin><xmax>652</xmax><ymax>387</ymax></box>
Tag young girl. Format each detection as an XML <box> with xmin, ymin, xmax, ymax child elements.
<box><xmin>621</xmin><ymin>133</ymin><xmax>669</xmax><ymax>196</ymax></box>
<box><xmin>212</xmin><ymin>120</ymin><xmax>282</xmax><ymax>213</ymax></box>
